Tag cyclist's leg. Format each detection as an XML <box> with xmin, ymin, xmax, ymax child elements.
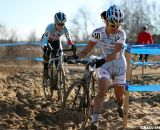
<box><xmin>43</xmin><ymin>46</ymin><xmax>50</xmax><ymax>79</ymax></box>
<box><xmin>145</xmin><ymin>54</ymin><xmax>149</xmax><ymax>62</ymax></box>
<box><xmin>51</xmin><ymin>40</ymin><xmax>60</xmax><ymax>68</ymax></box>
<box><xmin>114</xmin><ymin>73</ymin><xmax>126</xmax><ymax>118</ymax></box>
<box><xmin>91</xmin><ymin>68</ymin><xmax>111</xmax><ymax>128</ymax></box>
<box><xmin>114</xmin><ymin>85</ymin><xmax>124</xmax><ymax>106</ymax></box>
<box><xmin>92</xmin><ymin>78</ymin><xmax>109</xmax><ymax>113</ymax></box>
<box><xmin>139</xmin><ymin>54</ymin><xmax>142</xmax><ymax>61</ymax></box>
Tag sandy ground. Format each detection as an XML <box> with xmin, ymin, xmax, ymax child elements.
<box><xmin>0</xmin><ymin>64</ymin><xmax>160</xmax><ymax>130</ymax></box>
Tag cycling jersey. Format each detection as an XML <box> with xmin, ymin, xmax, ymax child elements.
<box><xmin>89</xmin><ymin>27</ymin><xmax>126</xmax><ymax>58</ymax></box>
<box><xmin>89</xmin><ymin>27</ymin><xmax>127</xmax><ymax>84</ymax></box>
<box><xmin>41</xmin><ymin>23</ymin><xmax>73</xmax><ymax>48</ymax></box>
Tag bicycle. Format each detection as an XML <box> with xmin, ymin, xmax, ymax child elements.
<box><xmin>62</xmin><ymin>58</ymin><xmax>98</xmax><ymax>129</ymax></box>
<box><xmin>42</xmin><ymin>42</ymin><xmax>76</xmax><ymax>102</ymax></box>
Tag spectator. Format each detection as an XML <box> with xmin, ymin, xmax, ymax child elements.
<box><xmin>137</xmin><ymin>25</ymin><xmax>153</xmax><ymax>62</ymax></box>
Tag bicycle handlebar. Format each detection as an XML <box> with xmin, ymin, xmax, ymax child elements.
<box><xmin>48</xmin><ymin>42</ymin><xmax>77</xmax><ymax>54</ymax></box>
<box><xmin>66</xmin><ymin>59</ymin><xmax>96</xmax><ymax>68</ymax></box>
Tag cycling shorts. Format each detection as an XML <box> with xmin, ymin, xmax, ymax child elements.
<box><xmin>95</xmin><ymin>55</ymin><xmax>126</xmax><ymax>85</ymax></box>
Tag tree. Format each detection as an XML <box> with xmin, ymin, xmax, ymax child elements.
<box><xmin>27</xmin><ymin>30</ymin><xmax>37</xmax><ymax>42</ymax></box>
<box><xmin>0</xmin><ymin>24</ymin><xmax>8</xmax><ymax>42</ymax></box>
<box><xmin>0</xmin><ymin>24</ymin><xmax>18</xmax><ymax>42</ymax></box>
<box><xmin>70</xmin><ymin>7</ymin><xmax>93</xmax><ymax>41</ymax></box>
<box><xmin>119</xmin><ymin>0</ymin><xmax>160</xmax><ymax>42</ymax></box>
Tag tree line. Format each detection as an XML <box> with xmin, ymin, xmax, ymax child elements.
<box><xmin>0</xmin><ymin>0</ymin><xmax>160</xmax><ymax>43</ymax></box>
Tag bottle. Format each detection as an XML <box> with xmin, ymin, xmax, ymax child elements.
<box><xmin>41</xmin><ymin>33</ymin><xmax>48</xmax><ymax>48</ymax></box>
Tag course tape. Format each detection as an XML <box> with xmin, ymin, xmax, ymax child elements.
<box><xmin>0</xmin><ymin>42</ymin><xmax>87</xmax><ymax>47</ymax></box>
<box><xmin>127</xmin><ymin>85</ymin><xmax>160</xmax><ymax>92</ymax></box>
<box><xmin>131</xmin><ymin>60</ymin><xmax>160</xmax><ymax>65</ymax></box>
<box><xmin>15</xmin><ymin>57</ymin><xmax>43</xmax><ymax>61</ymax></box>
<box><xmin>126</xmin><ymin>44</ymin><xmax>160</xmax><ymax>55</ymax></box>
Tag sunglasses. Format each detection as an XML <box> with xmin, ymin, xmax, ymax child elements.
<box><xmin>57</xmin><ymin>23</ymin><xmax>64</xmax><ymax>27</ymax></box>
<box><xmin>108</xmin><ymin>22</ymin><xmax>120</xmax><ymax>28</ymax></box>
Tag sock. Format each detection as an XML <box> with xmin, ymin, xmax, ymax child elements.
<box><xmin>91</xmin><ymin>113</ymin><xmax>99</xmax><ymax>123</ymax></box>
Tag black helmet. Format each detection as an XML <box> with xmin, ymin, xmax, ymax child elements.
<box><xmin>141</xmin><ymin>25</ymin><xmax>147</xmax><ymax>31</ymax></box>
<box><xmin>54</xmin><ymin>12</ymin><xmax>67</xmax><ymax>24</ymax></box>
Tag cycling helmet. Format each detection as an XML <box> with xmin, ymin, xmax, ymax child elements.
<box><xmin>54</xmin><ymin>12</ymin><xmax>67</xmax><ymax>24</ymax></box>
<box><xmin>106</xmin><ymin>5</ymin><xmax>124</xmax><ymax>25</ymax></box>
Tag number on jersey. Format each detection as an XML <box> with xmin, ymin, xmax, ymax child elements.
<box><xmin>92</xmin><ymin>32</ymin><xmax>101</xmax><ymax>39</ymax></box>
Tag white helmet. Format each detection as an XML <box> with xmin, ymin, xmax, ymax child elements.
<box><xmin>106</xmin><ymin>5</ymin><xmax>124</xmax><ymax>25</ymax></box>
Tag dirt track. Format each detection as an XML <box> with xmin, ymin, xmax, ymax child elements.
<box><xmin>0</xmin><ymin>65</ymin><xmax>160</xmax><ymax>130</ymax></box>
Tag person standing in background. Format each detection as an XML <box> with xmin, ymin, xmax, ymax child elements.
<box><xmin>137</xmin><ymin>25</ymin><xmax>153</xmax><ymax>62</ymax></box>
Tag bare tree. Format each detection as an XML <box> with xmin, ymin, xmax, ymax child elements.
<box><xmin>70</xmin><ymin>7</ymin><xmax>92</xmax><ymax>41</ymax></box>
<box><xmin>27</xmin><ymin>30</ymin><xmax>37</xmax><ymax>42</ymax></box>
<box><xmin>0</xmin><ymin>24</ymin><xmax>8</xmax><ymax>42</ymax></box>
<box><xmin>8</xmin><ymin>29</ymin><xmax>18</xmax><ymax>42</ymax></box>
<box><xmin>0</xmin><ymin>24</ymin><xmax>18</xmax><ymax>42</ymax></box>
<box><xmin>119</xmin><ymin>0</ymin><xmax>160</xmax><ymax>42</ymax></box>
<box><xmin>149</xmin><ymin>2</ymin><xmax>160</xmax><ymax>34</ymax></box>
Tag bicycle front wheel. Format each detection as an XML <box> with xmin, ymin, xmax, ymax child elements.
<box><xmin>63</xmin><ymin>81</ymin><xmax>85</xmax><ymax>112</ymax></box>
<box><xmin>43</xmin><ymin>65</ymin><xmax>55</xmax><ymax>101</ymax></box>
<box><xmin>57</xmin><ymin>67</ymin><xmax>66</xmax><ymax>104</ymax></box>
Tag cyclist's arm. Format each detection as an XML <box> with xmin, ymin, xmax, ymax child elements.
<box><xmin>40</xmin><ymin>24</ymin><xmax>53</xmax><ymax>49</ymax></box>
<box><xmin>64</xmin><ymin>27</ymin><xmax>74</xmax><ymax>45</ymax></box>
<box><xmin>40</xmin><ymin>31</ymin><xmax>50</xmax><ymax>49</ymax></box>
<box><xmin>104</xmin><ymin>30</ymin><xmax>126</xmax><ymax>62</ymax></box>
<box><xmin>104</xmin><ymin>43</ymin><xmax>123</xmax><ymax>62</ymax></box>
<box><xmin>78</xmin><ymin>41</ymin><xmax>96</xmax><ymax>58</ymax></box>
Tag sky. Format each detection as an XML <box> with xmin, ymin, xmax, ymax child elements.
<box><xmin>0</xmin><ymin>0</ymin><xmax>158</xmax><ymax>41</ymax></box>
<box><xmin>0</xmin><ymin>0</ymin><xmax>106</xmax><ymax>40</ymax></box>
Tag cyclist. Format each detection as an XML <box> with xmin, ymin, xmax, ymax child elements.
<box><xmin>70</xmin><ymin>5</ymin><xmax>126</xmax><ymax>129</ymax></box>
<box><xmin>40</xmin><ymin>11</ymin><xmax>75</xmax><ymax>79</ymax></box>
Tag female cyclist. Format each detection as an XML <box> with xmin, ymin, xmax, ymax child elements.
<box><xmin>76</xmin><ymin>5</ymin><xmax>126</xmax><ymax>129</ymax></box>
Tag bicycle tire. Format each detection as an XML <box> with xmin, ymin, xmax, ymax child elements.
<box><xmin>56</xmin><ymin>67</ymin><xmax>66</xmax><ymax>130</ymax></box>
<box><xmin>62</xmin><ymin>78</ymin><xmax>96</xmax><ymax>129</ymax></box>
<box><xmin>43</xmin><ymin>65</ymin><xmax>56</xmax><ymax>101</ymax></box>
<box><xmin>63</xmin><ymin>81</ymin><xmax>85</xmax><ymax>111</ymax></box>
<box><xmin>57</xmin><ymin>66</ymin><xmax>66</xmax><ymax>104</ymax></box>
<box><xmin>81</xmin><ymin>75</ymin><xmax>96</xmax><ymax>130</ymax></box>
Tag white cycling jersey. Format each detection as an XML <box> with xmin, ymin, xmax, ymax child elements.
<box><xmin>89</xmin><ymin>27</ymin><xmax>127</xmax><ymax>84</ymax></box>
<box><xmin>41</xmin><ymin>23</ymin><xmax>72</xmax><ymax>48</ymax></box>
